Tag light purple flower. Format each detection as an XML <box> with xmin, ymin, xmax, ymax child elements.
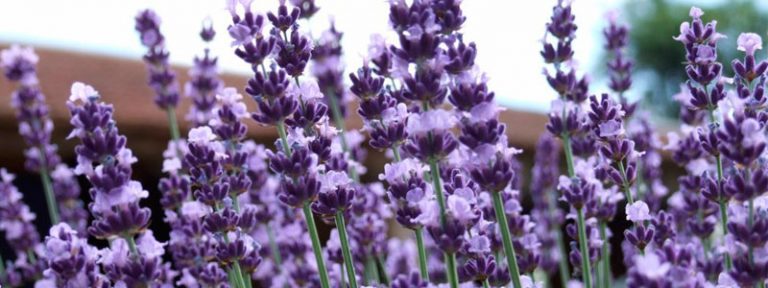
<box><xmin>91</xmin><ymin>180</ymin><xmax>148</xmax><ymax>214</ymax></box>
<box><xmin>188</xmin><ymin>126</ymin><xmax>217</xmax><ymax>144</ymax></box>
<box><xmin>467</xmin><ymin>102</ymin><xmax>504</xmax><ymax>124</ymax></box>
<box><xmin>379</xmin><ymin>158</ymin><xmax>427</xmax><ymax>183</ymax></box>
<box><xmin>737</xmin><ymin>33</ymin><xmax>762</xmax><ymax>55</ymax></box>
<box><xmin>633</xmin><ymin>253</ymin><xmax>670</xmax><ymax>279</ymax></box>
<box><xmin>68</xmin><ymin>82</ymin><xmax>98</xmax><ymax>103</ymax></box>
<box><xmin>447</xmin><ymin>194</ymin><xmax>474</xmax><ymax>224</ymax></box>
<box><xmin>689</xmin><ymin>6</ymin><xmax>704</xmax><ymax>19</ymax></box>
<box><xmin>467</xmin><ymin>235</ymin><xmax>491</xmax><ymax>254</ymax></box>
<box><xmin>0</xmin><ymin>45</ymin><xmax>38</xmax><ymax>67</ymax></box>
<box><xmin>598</xmin><ymin>119</ymin><xmax>625</xmax><ymax>138</ymax></box>
<box><xmin>625</xmin><ymin>200</ymin><xmax>651</xmax><ymax>222</ymax></box>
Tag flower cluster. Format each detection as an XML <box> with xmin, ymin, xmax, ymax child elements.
<box><xmin>1</xmin><ymin>46</ymin><xmax>87</xmax><ymax>233</ymax></box>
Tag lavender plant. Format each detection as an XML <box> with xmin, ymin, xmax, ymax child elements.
<box><xmin>6</xmin><ymin>1</ymin><xmax>768</xmax><ymax>288</ymax></box>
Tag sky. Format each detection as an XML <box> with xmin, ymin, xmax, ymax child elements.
<box><xmin>0</xmin><ymin>0</ymin><xmax>624</xmax><ymax>113</ymax></box>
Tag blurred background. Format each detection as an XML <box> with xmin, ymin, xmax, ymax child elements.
<box><xmin>1</xmin><ymin>0</ymin><xmax>768</xmax><ymax>285</ymax></box>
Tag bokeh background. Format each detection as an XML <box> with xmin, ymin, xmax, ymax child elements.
<box><xmin>1</xmin><ymin>0</ymin><xmax>768</xmax><ymax>286</ymax></box>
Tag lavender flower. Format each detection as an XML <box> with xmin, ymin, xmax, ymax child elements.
<box><xmin>2</xmin><ymin>45</ymin><xmax>87</xmax><ymax>230</ymax></box>
<box><xmin>135</xmin><ymin>9</ymin><xmax>180</xmax><ymax>110</ymax></box>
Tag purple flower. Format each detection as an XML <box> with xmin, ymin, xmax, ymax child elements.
<box><xmin>737</xmin><ymin>33</ymin><xmax>762</xmax><ymax>56</ymax></box>
<box><xmin>626</xmin><ymin>200</ymin><xmax>651</xmax><ymax>222</ymax></box>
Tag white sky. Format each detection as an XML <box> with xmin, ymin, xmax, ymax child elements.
<box><xmin>0</xmin><ymin>0</ymin><xmax>624</xmax><ymax>112</ymax></box>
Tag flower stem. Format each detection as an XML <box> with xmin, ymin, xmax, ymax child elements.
<box><xmin>482</xmin><ymin>279</ymin><xmax>491</xmax><ymax>288</ymax></box>
<box><xmin>326</xmin><ymin>89</ymin><xmax>359</xmax><ymax>182</ymax></box>
<box><xmin>576</xmin><ymin>207</ymin><xmax>593</xmax><ymax>288</ymax></box>
<box><xmin>266</xmin><ymin>223</ymin><xmax>283</xmax><ymax>269</ymax></box>
<box><xmin>491</xmin><ymin>191</ymin><xmax>523</xmax><ymax>288</ymax></box>
<box><xmin>444</xmin><ymin>252</ymin><xmax>459</xmax><ymax>288</ymax></box>
<box><xmin>599</xmin><ymin>221</ymin><xmax>611</xmax><ymax>288</ymax></box>
<box><xmin>303</xmin><ymin>202</ymin><xmax>331</xmax><ymax>288</ymax></box>
<box><xmin>38</xmin><ymin>161</ymin><xmax>60</xmax><ymax>225</ymax></box>
<box><xmin>617</xmin><ymin>160</ymin><xmax>634</xmax><ymax>204</ymax></box>
<box><xmin>125</xmin><ymin>235</ymin><xmax>139</xmax><ymax>257</ymax></box>
<box><xmin>167</xmin><ymin>106</ymin><xmax>181</xmax><ymax>142</ymax></box>
<box><xmin>415</xmin><ymin>228</ymin><xmax>430</xmax><ymax>282</ymax></box>
<box><xmin>364</xmin><ymin>256</ymin><xmax>380</xmax><ymax>284</ymax></box>
<box><xmin>0</xmin><ymin>253</ymin><xmax>6</xmax><ymax>286</ymax></box>
<box><xmin>335</xmin><ymin>211</ymin><xmax>359</xmax><ymax>288</ymax></box>
<box><xmin>709</xmin><ymin>107</ymin><xmax>732</xmax><ymax>271</ymax></box>
<box><xmin>377</xmin><ymin>255</ymin><xmax>390</xmax><ymax>285</ymax></box>
<box><xmin>561</xmin><ymin>134</ymin><xmax>575</xmax><ymax>177</ymax></box>
<box><xmin>428</xmin><ymin>159</ymin><xmax>459</xmax><ymax>288</ymax></box>
<box><xmin>428</xmin><ymin>159</ymin><xmax>447</xmax><ymax>226</ymax></box>
<box><xmin>276</xmin><ymin>120</ymin><xmax>292</xmax><ymax>157</ymax></box>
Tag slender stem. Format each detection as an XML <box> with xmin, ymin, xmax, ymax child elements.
<box><xmin>276</xmin><ymin>120</ymin><xmax>292</xmax><ymax>157</ymax></box>
<box><xmin>326</xmin><ymin>89</ymin><xmax>359</xmax><ymax>182</ymax></box>
<box><xmin>266</xmin><ymin>223</ymin><xmax>283</xmax><ymax>269</ymax></box>
<box><xmin>617</xmin><ymin>160</ymin><xmax>634</xmax><ymax>204</ymax></box>
<box><xmin>415</xmin><ymin>228</ymin><xmax>430</xmax><ymax>282</ymax></box>
<box><xmin>392</xmin><ymin>145</ymin><xmax>402</xmax><ymax>162</ymax></box>
<box><xmin>599</xmin><ymin>221</ymin><xmax>611</xmax><ymax>288</ymax></box>
<box><xmin>708</xmin><ymin>106</ymin><xmax>733</xmax><ymax>271</ymax></box>
<box><xmin>125</xmin><ymin>236</ymin><xmax>139</xmax><ymax>257</ymax></box>
<box><xmin>303</xmin><ymin>202</ymin><xmax>331</xmax><ymax>288</ymax></box>
<box><xmin>482</xmin><ymin>279</ymin><xmax>491</xmax><ymax>288</ymax></box>
<box><xmin>561</xmin><ymin>134</ymin><xmax>575</xmax><ymax>177</ymax></box>
<box><xmin>335</xmin><ymin>211</ymin><xmax>359</xmax><ymax>288</ymax></box>
<box><xmin>221</xmin><ymin>218</ymin><xmax>247</xmax><ymax>288</ymax></box>
<box><xmin>444</xmin><ymin>252</ymin><xmax>459</xmax><ymax>288</ymax></box>
<box><xmin>39</xmin><ymin>162</ymin><xmax>60</xmax><ymax>224</ymax></box>
<box><xmin>241</xmin><ymin>266</ymin><xmax>253</xmax><ymax>288</ymax></box>
<box><xmin>719</xmin><ymin>200</ymin><xmax>732</xmax><ymax>269</ymax></box>
<box><xmin>428</xmin><ymin>159</ymin><xmax>447</xmax><ymax>226</ymax></box>
<box><xmin>428</xmin><ymin>159</ymin><xmax>459</xmax><ymax>287</ymax></box>
<box><xmin>377</xmin><ymin>255</ymin><xmax>390</xmax><ymax>285</ymax></box>
<box><xmin>0</xmin><ymin>253</ymin><xmax>6</xmax><ymax>286</ymax></box>
<box><xmin>491</xmin><ymin>191</ymin><xmax>523</xmax><ymax>288</ymax></box>
<box><xmin>167</xmin><ymin>106</ymin><xmax>181</xmax><ymax>141</ymax></box>
<box><xmin>576</xmin><ymin>208</ymin><xmax>593</xmax><ymax>288</ymax></box>
<box><xmin>364</xmin><ymin>256</ymin><xmax>380</xmax><ymax>285</ymax></box>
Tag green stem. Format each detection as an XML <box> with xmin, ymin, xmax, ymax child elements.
<box><xmin>392</xmin><ymin>145</ymin><xmax>402</xmax><ymax>162</ymax></box>
<box><xmin>232</xmin><ymin>262</ymin><xmax>247</xmax><ymax>288</ymax></box>
<box><xmin>491</xmin><ymin>191</ymin><xmax>523</xmax><ymax>288</ymax></box>
<box><xmin>377</xmin><ymin>255</ymin><xmax>391</xmax><ymax>285</ymax></box>
<box><xmin>326</xmin><ymin>89</ymin><xmax>359</xmax><ymax>182</ymax></box>
<box><xmin>444</xmin><ymin>252</ymin><xmax>459</xmax><ymax>288</ymax></box>
<box><xmin>364</xmin><ymin>256</ymin><xmax>380</xmax><ymax>285</ymax></box>
<box><xmin>428</xmin><ymin>159</ymin><xmax>459</xmax><ymax>287</ymax></box>
<box><xmin>482</xmin><ymin>279</ymin><xmax>491</xmax><ymax>288</ymax></box>
<box><xmin>125</xmin><ymin>236</ymin><xmax>139</xmax><ymax>257</ymax></box>
<box><xmin>241</xmin><ymin>267</ymin><xmax>253</xmax><ymax>288</ymax></box>
<box><xmin>276</xmin><ymin>120</ymin><xmax>292</xmax><ymax>157</ymax></box>
<box><xmin>266</xmin><ymin>223</ymin><xmax>283</xmax><ymax>269</ymax></box>
<box><xmin>719</xmin><ymin>200</ymin><xmax>732</xmax><ymax>270</ymax></box>
<box><xmin>39</xmin><ymin>162</ymin><xmax>60</xmax><ymax>224</ymax></box>
<box><xmin>167</xmin><ymin>106</ymin><xmax>181</xmax><ymax>142</ymax></box>
<box><xmin>561</xmin><ymin>134</ymin><xmax>575</xmax><ymax>177</ymax></box>
<box><xmin>617</xmin><ymin>160</ymin><xmax>634</xmax><ymax>204</ymax></box>
<box><xmin>576</xmin><ymin>208</ymin><xmax>593</xmax><ymax>288</ymax></box>
<box><xmin>303</xmin><ymin>202</ymin><xmax>331</xmax><ymax>288</ymax></box>
<box><xmin>415</xmin><ymin>228</ymin><xmax>430</xmax><ymax>282</ymax></box>
<box><xmin>335</xmin><ymin>211</ymin><xmax>359</xmax><ymax>288</ymax></box>
<box><xmin>599</xmin><ymin>221</ymin><xmax>611</xmax><ymax>288</ymax></box>
<box><xmin>428</xmin><ymin>159</ymin><xmax>447</xmax><ymax>226</ymax></box>
<box><xmin>0</xmin><ymin>253</ymin><xmax>5</xmax><ymax>286</ymax></box>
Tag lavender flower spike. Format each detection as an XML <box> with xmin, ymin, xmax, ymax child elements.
<box><xmin>135</xmin><ymin>9</ymin><xmax>182</xmax><ymax>141</ymax></box>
